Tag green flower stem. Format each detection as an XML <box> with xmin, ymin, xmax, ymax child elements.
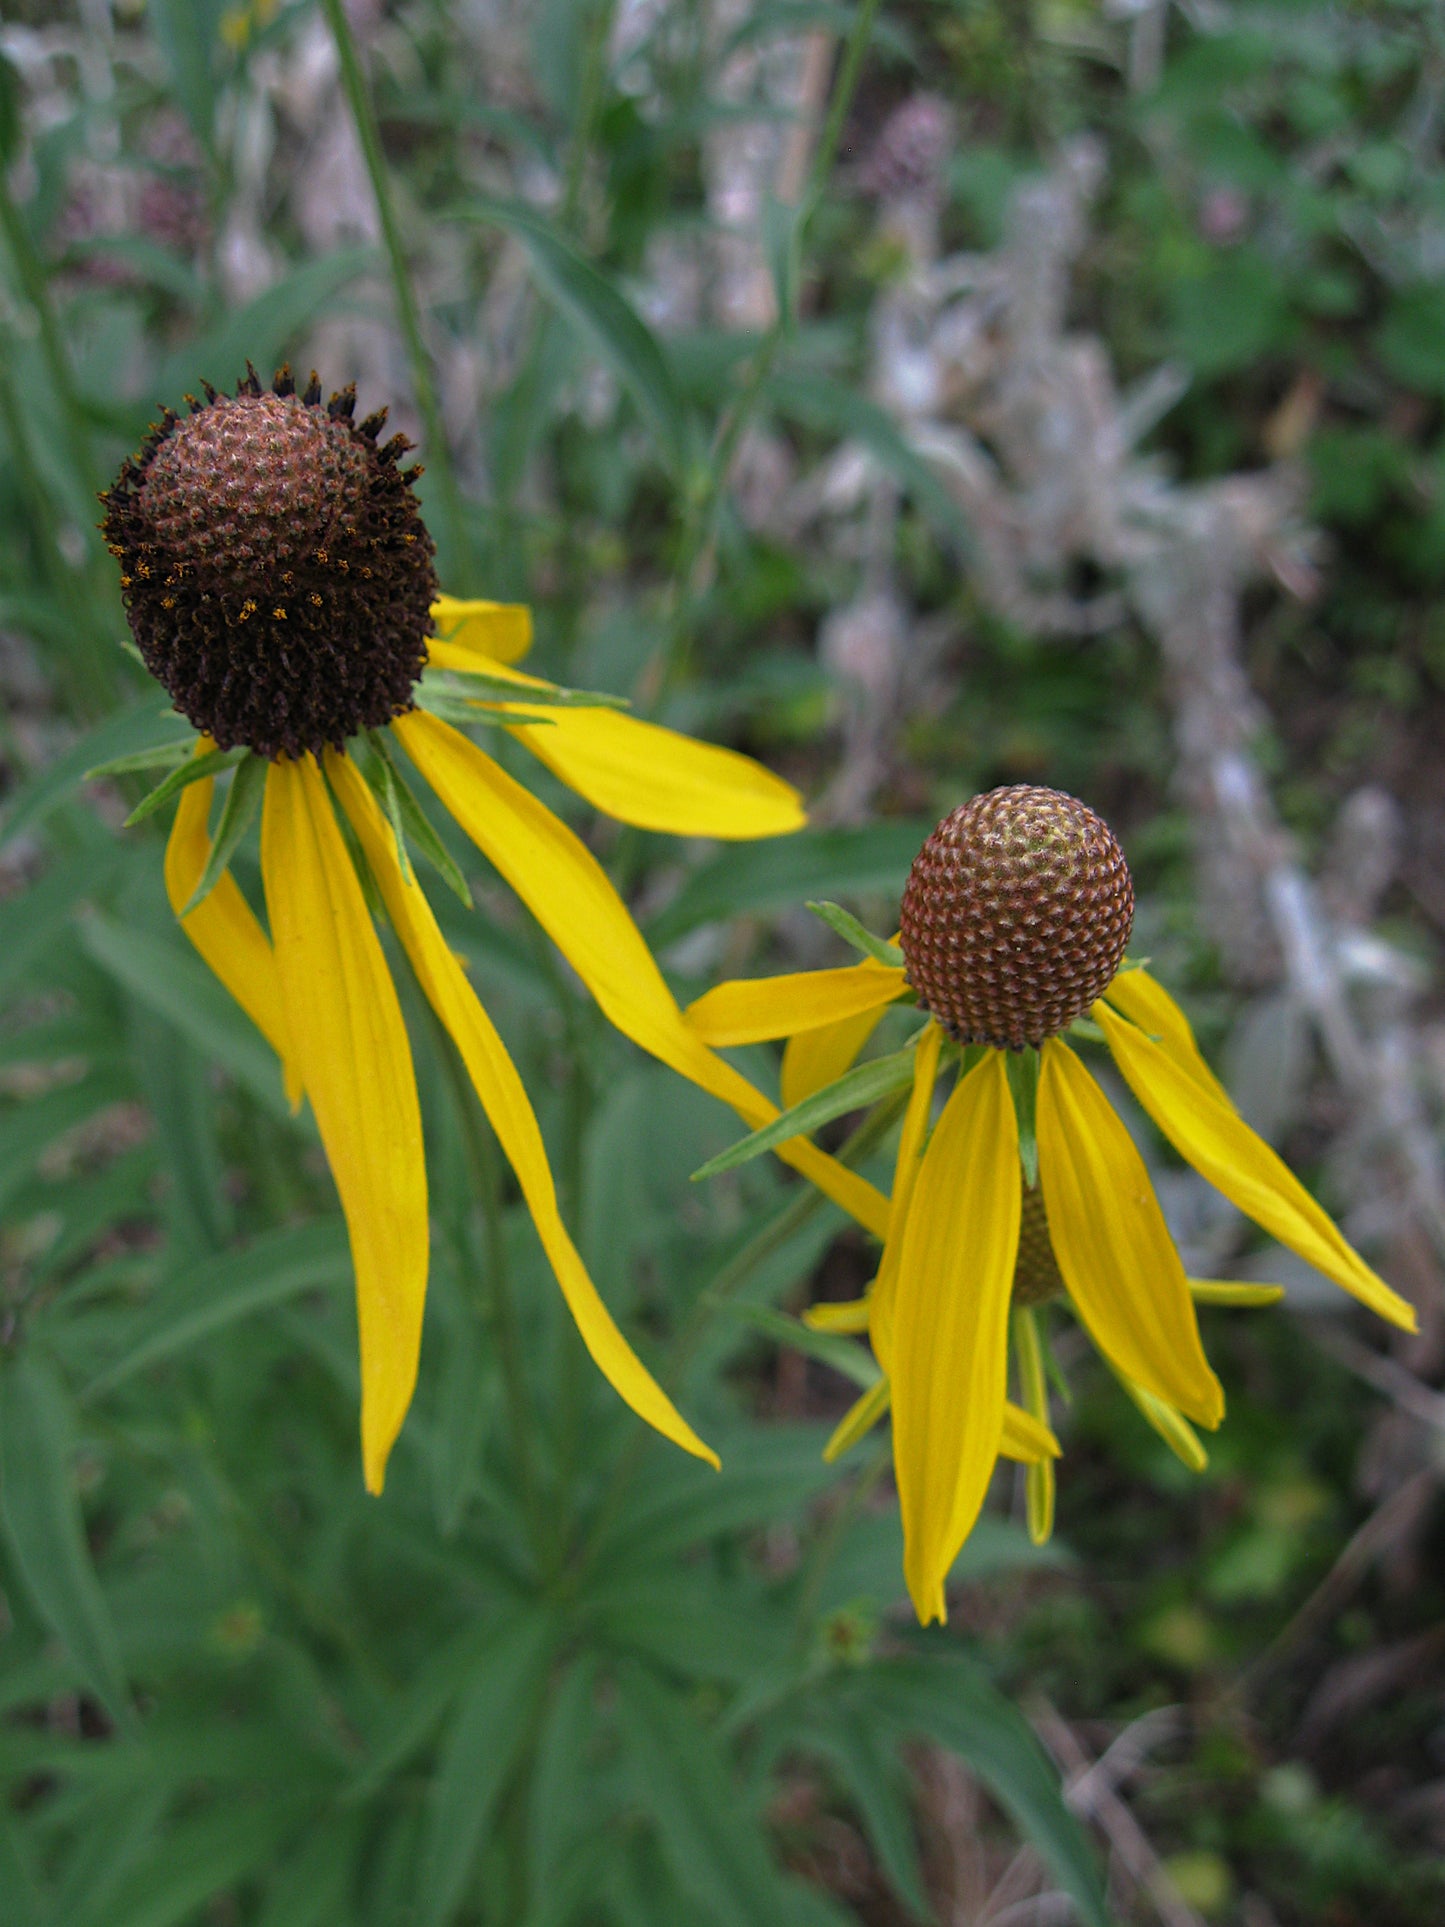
<box><xmin>319</xmin><ymin>0</ymin><xmax>473</xmax><ymax>585</ymax></box>
<box><xmin>560</xmin><ymin>0</ymin><xmax>619</xmax><ymax>230</ymax></box>
<box><xmin>0</xmin><ymin>336</ymin><xmax>117</xmax><ymax>712</ymax></box>
<box><xmin>791</xmin><ymin>1437</ymin><xmax>892</xmax><ymax>1648</ymax></box>
<box><xmin>0</xmin><ymin>164</ymin><xmax>96</xmax><ymax>489</ymax></box>
<box><xmin>566</xmin><ymin>1088</ymin><xmax>909</xmax><ymax>1595</ymax></box>
<box><xmin>659</xmin><ymin>0</ymin><xmax>882</xmax><ymax>686</ymax></box>
<box><xmin>432</xmin><ymin>1015</ymin><xmax>546</xmax><ymax>1563</ymax></box>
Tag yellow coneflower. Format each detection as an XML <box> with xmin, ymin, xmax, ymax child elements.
<box><xmin>684</xmin><ymin>785</ymin><xmax>1417</xmax><ymax>1623</ymax></box>
<box><xmin>99</xmin><ymin>365</ymin><xmax>886</xmax><ymax>1492</ymax></box>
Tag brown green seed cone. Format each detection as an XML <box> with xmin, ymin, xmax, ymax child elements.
<box><xmin>100</xmin><ymin>365</ymin><xmax>436</xmax><ymax>759</ymax></box>
<box><xmin>898</xmin><ymin>786</ymin><xmax>1133</xmax><ymax>1049</ymax></box>
<box><xmin>1013</xmin><ymin>1182</ymin><xmax>1064</xmax><ymax>1307</ymax></box>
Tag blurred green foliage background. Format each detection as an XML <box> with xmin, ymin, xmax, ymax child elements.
<box><xmin>0</xmin><ymin>3</ymin><xmax>1443</xmax><ymax>1923</ymax></box>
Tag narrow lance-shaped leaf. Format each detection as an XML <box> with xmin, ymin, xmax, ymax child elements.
<box><xmin>806</xmin><ymin>899</ymin><xmax>905</xmax><ymax>966</ymax></box>
<box><xmin>365</xmin><ymin>730</ymin><xmax>473</xmax><ymax>907</ymax></box>
<box><xmin>0</xmin><ymin>1353</ymin><xmax>134</xmax><ymax>1732</ymax></box>
<box><xmin>180</xmin><ymin>751</ymin><xmax>266</xmax><ymax>913</ymax></box>
<box><xmin>124</xmin><ymin>745</ymin><xmax>247</xmax><ymax>826</ymax></box>
<box><xmin>84</xmin><ymin>736</ymin><xmax>197</xmax><ymax>780</ymax></box>
<box><xmin>691</xmin><ymin>1045</ymin><xmax>921</xmax><ymax>1181</ymax></box>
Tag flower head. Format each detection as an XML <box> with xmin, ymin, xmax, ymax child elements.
<box><xmin>685</xmin><ymin>786</ymin><xmax>1418</xmax><ymax>1624</ymax></box>
<box><xmin>101</xmin><ymin>365</ymin><xmax>433</xmax><ymax>757</ymax></box>
<box><xmin>101</xmin><ymin>368</ymin><xmax>870</xmax><ymax>1493</ymax></box>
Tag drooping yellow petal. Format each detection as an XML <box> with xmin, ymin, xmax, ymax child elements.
<box><xmin>261</xmin><ymin>757</ymin><xmax>428</xmax><ymax>1495</ymax></box>
<box><xmin>1120</xmin><ymin>1377</ymin><xmax>1209</xmax><ymax>1473</ymax></box>
<box><xmin>327</xmin><ymin>751</ymin><xmax>716</xmax><ymax>1468</ymax></box>
<box><xmin>427</xmin><ymin>633</ymin><xmax>806</xmax><ymax>838</ymax></box>
<box><xmin>782</xmin><ymin>1005</ymin><xmax>889</xmax><ymax>1109</ymax></box>
<box><xmin>869</xmin><ymin>1022</ymin><xmax>944</xmax><ymax>1378</ymax></box>
<box><xmin>393</xmin><ymin>711</ymin><xmax>889</xmax><ymax>1237</ymax></box>
<box><xmin>1103</xmin><ymin>966</ymin><xmax>1233</xmax><ymax>1108</ymax></box>
<box><xmin>891</xmin><ymin>1051</ymin><xmax>1020</xmax><ymax>1625</ymax></box>
<box><xmin>429</xmin><ymin>595</ymin><xmax>533</xmax><ymax>664</ymax></box>
<box><xmin>1095</xmin><ymin>1001</ymin><xmax>1416</xmax><ymax>1333</ymax></box>
<box><xmin>803</xmin><ymin>1297</ymin><xmax>872</xmax><ymax>1334</ymax></box>
<box><xmin>1037</xmin><ymin>1039</ymin><xmax>1224</xmax><ymax>1429</ymax></box>
<box><xmin>510</xmin><ymin>706</ymin><xmax>806</xmax><ymax>840</ymax></box>
<box><xmin>824</xmin><ymin>1377</ymin><xmax>890</xmax><ymax>1463</ymax></box>
<box><xmin>1190</xmin><ymin>1279</ymin><xmax>1286</xmax><ymax>1307</ymax></box>
<box><xmin>686</xmin><ymin>957</ymin><xmax>906</xmax><ymax>1046</ymax></box>
<box><xmin>165</xmin><ymin>743</ymin><xmax>302</xmax><ymax>1109</ymax></box>
<box><xmin>1001</xmin><ymin>1403</ymin><xmax>1061</xmax><ymax>1464</ymax></box>
<box><xmin>824</xmin><ymin>1377</ymin><xmax>1059</xmax><ymax>1469</ymax></box>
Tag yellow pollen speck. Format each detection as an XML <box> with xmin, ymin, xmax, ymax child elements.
<box><xmin>309</xmin><ymin>592</ymin><xmax>323</xmax><ymax>607</ymax></box>
<box><xmin>238</xmin><ymin>598</ymin><xmax>258</xmax><ymax>622</ymax></box>
<box><xmin>272</xmin><ymin>605</ymin><xmax>288</xmax><ymax>620</ymax></box>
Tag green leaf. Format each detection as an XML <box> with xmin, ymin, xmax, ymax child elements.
<box><xmin>364</xmin><ymin>731</ymin><xmax>472</xmax><ymax>907</ymax></box>
<box><xmin>805</xmin><ymin>1715</ymin><xmax>930</xmax><ymax>1922</ymax></box>
<box><xmin>179</xmin><ymin>752</ymin><xmax>266</xmax><ymax>912</ymax></box>
<box><xmin>420</xmin><ymin>665</ymin><xmax>629</xmax><ymax>709</ymax></box>
<box><xmin>81</xmin><ymin>1221</ymin><xmax>350</xmax><ymax>1398</ymax></box>
<box><xmin>415</xmin><ymin>1610</ymin><xmax>559</xmax><ymax>1927</ymax></box>
<box><xmin>616</xmin><ymin>1664</ymin><xmax>813</xmax><ymax>1927</ymax></box>
<box><xmin>154</xmin><ymin>246</ymin><xmax>379</xmax><ymax>400</ymax></box>
<box><xmin>255</xmin><ymin>1814</ymin><xmax>365</xmax><ymax>1927</ymax></box>
<box><xmin>145</xmin><ymin>0</ymin><xmax>220</xmax><ymax>151</ymax></box>
<box><xmin>0</xmin><ymin>845</ymin><xmax>123</xmax><ymax>1003</ymax></box>
<box><xmin>523</xmin><ymin>1655</ymin><xmax>603</xmax><ymax>1927</ymax></box>
<box><xmin>0</xmin><ymin>49</ymin><xmax>23</xmax><ymax>167</ymax></box>
<box><xmin>593</xmin><ymin>1425</ymin><xmax>837</xmax><ymax>1573</ymax></box>
<box><xmin>124</xmin><ymin>746</ymin><xmax>246</xmax><ymax>827</ymax></box>
<box><xmin>858</xmin><ymin>1655</ymin><xmax>1107</xmax><ymax>1927</ymax></box>
<box><xmin>345</xmin><ymin>1624</ymin><xmax>494</xmax><ymax>1806</ymax></box>
<box><xmin>763</xmin><ymin>372</ymin><xmax>969</xmax><ymax>546</ymax></box>
<box><xmin>411</xmin><ymin>687</ymin><xmax>558</xmax><ymax>728</ymax></box>
<box><xmin>805</xmin><ymin>900</ymin><xmax>904</xmax><ymax>966</ymax></box>
<box><xmin>647</xmin><ymin>821</ymin><xmax>930</xmax><ymax>947</ymax></box>
<box><xmin>709</xmin><ymin>1301</ymin><xmax>878</xmax><ymax>1390</ymax></box>
<box><xmin>0</xmin><ymin>1072</ymin><xmax>133</xmax><ymax>1217</ymax></box>
<box><xmin>83</xmin><ymin>738</ymin><xmax>197</xmax><ymax>781</ymax></box>
<box><xmin>1004</xmin><ymin>1046</ymin><xmax>1040</xmax><ymax>1187</ymax></box>
<box><xmin>101</xmin><ymin>1803</ymin><xmax>299</xmax><ymax>1927</ymax></box>
<box><xmin>0</xmin><ymin>698</ymin><xmax>175</xmax><ymax>852</ymax></box>
<box><xmin>692</xmin><ymin>1047</ymin><xmax>918</xmax><ymax>1180</ymax></box>
<box><xmin>455</xmin><ymin>199</ymin><xmax>688</xmax><ymax>474</ymax></box>
<box><xmin>0</xmin><ymin>1811</ymin><xmax>50</xmax><ymax>1927</ymax></box>
<box><xmin>0</xmin><ymin>1353</ymin><xmax>134</xmax><ymax>1731</ymax></box>
<box><xmin>78</xmin><ymin>912</ymin><xmax>294</xmax><ymax>1119</ymax></box>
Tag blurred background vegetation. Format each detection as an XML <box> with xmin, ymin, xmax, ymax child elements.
<box><xmin>1</xmin><ymin>2</ymin><xmax>1443</xmax><ymax>1923</ymax></box>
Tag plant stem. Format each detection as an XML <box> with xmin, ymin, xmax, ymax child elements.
<box><xmin>0</xmin><ymin>166</ymin><xmax>97</xmax><ymax>489</ymax></box>
<box><xmin>658</xmin><ymin>0</ymin><xmax>882</xmax><ymax>685</ymax></box>
<box><xmin>434</xmin><ymin>1020</ymin><xmax>545</xmax><ymax>1563</ymax></box>
<box><xmin>319</xmin><ymin>0</ymin><xmax>472</xmax><ymax>584</ymax></box>
<box><xmin>569</xmin><ymin>1090</ymin><xmax>907</xmax><ymax>1589</ymax></box>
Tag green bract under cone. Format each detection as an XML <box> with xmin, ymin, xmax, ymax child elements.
<box><xmin>100</xmin><ymin>365</ymin><xmax>436</xmax><ymax>759</ymax></box>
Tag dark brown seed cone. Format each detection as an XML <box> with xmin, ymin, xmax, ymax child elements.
<box><xmin>1013</xmin><ymin>1182</ymin><xmax>1064</xmax><ymax>1307</ymax></box>
<box><xmin>898</xmin><ymin>786</ymin><xmax>1133</xmax><ymax>1049</ymax></box>
<box><xmin>99</xmin><ymin>364</ymin><xmax>436</xmax><ymax>759</ymax></box>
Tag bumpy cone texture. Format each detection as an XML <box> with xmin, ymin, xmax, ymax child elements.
<box><xmin>1013</xmin><ymin>1182</ymin><xmax>1064</xmax><ymax>1307</ymax></box>
<box><xmin>898</xmin><ymin>785</ymin><xmax>1133</xmax><ymax>1049</ymax></box>
<box><xmin>100</xmin><ymin>365</ymin><xmax>436</xmax><ymax>758</ymax></box>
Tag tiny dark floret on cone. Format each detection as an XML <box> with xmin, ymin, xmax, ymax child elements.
<box><xmin>100</xmin><ymin>364</ymin><xmax>437</xmax><ymax>758</ymax></box>
<box><xmin>898</xmin><ymin>784</ymin><xmax>1133</xmax><ymax>1049</ymax></box>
